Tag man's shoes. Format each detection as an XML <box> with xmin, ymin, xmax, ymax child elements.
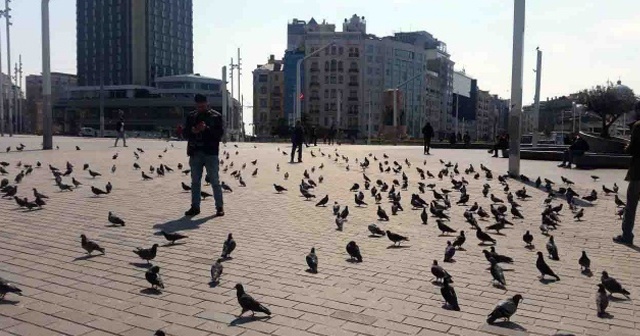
<box><xmin>613</xmin><ymin>235</ymin><xmax>633</xmax><ymax>245</ymax></box>
<box><xmin>492</xmin><ymin>155</ymin><xmax>498</xmax><ymax>158</ymax></box>
<box><xmin>185</xmin><ymin>206</ymin><xmax>200</xmax><ymax>217</ymax></box>
<box><xmin>216</xmin><ymin>207</ymin><xmax>225</xmax><ymax>217</ymax></box>
<box><xmin>298</xmin><ymin>160</ymin><xmax>303</xmax><ymax>163</ymax></box>
<box><xmin>557</xmin><ymin>163</ymin><xmax>566</xmax><ymax>168</ymax></box>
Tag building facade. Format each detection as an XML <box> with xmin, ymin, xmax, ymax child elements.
<box><xmin>76</xmin><ymin>0</ymin><xmax>193</xmax><ymax>87</ymax></box>
<box><xmin>274</xmin><ymin>15</ymin><xmax>456</xmax><ymax>139</ymax></box>
<box><xmin>252</xmin><ymin>55</ymin><xmax>284</xmax><ymax>137</ymax></box>
<box><xmin>52</xmin><ymin>74</ymin><xmax>241</xmax><ymax>139</ymax></box>
<box><xmin>26</xmin><ymin>72</ymin><xmax>77</xmax><ymax>133</ymax></box>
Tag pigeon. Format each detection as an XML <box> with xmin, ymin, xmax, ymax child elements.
<box><xmin>35</xmin><ymin>196</ymin><xmax>46</xmax><ymax>208</ymax></box>
<box><xmin>444</xmin><ymin>241</ymin><xmax>455</xmax><ymax>262</ymax></box>
<box><xmin>489</xmin><ymin>258</ymin><xmax>507</xmax><ymax>287</ymax></box>
<box><xmin>306</xmin><ymin>247</ymin><xmax>318</xmax><ymax>273</ymax></box>
<box><xmin>335</xmin><ymin>215</ymin><xmax>345</xmax><ymax>231</ymax></box>
<box><xmin>452</xmin><ymin>231</ymin><xmax>466</xmax><ymax>249</ymax></box>
<box><xmin>510</xmin><ymin>206</ymin><xmax>524</xmax><ymax>219</ymax></box>
<box><xmin>161</xmin><ymin>231</ymin><xmax>188</xmax><ymax>244</ymax></box>
<box><xmin>14</xmin><ymin>196</ymin><xmax>27</xmax><ymax>208</ymax></box>
<box><xmin>476</xmin><ymin>228</ymin><xmax>496</xmax><ymax>245</ymax></box>
<box><xmin>105</xmin><ymin>182</ymin><xmax>112</xmax><ymax>194</ymax></box>
<box><xmin>181</xmin><ymin>182</ymin><xmax>191</xmax><ymax>191</ymax></box>
<box><xmin>601</xmin><ymin>271</ymin><xmax>630</xmax><ymax>298</ymax></box>
<box><xmin>0</xmin><ymin>277</ymin><xmax>23</xmax><ymax>299</ymax></box>
<box><xmin>579</xmin><ymin>251</ymin><xmax>591</xmax><ymax>273</ymax></box>
<box><xmin>420</xmin><ymin>208</ymin><xmax>428</xmax><ymax>224</ymax></box>
<box><xmin>349</xmin><ymin>183</ymin><xmax>360</xmax><ymax>192</ymax></box>
<box><xmin>368</xmin><ymin>224</ymin><xmax>385</xmax><ymax>236</ymax></box>
<box><xmin>222</xmin><ymin>233</ymin><xmax>236</xmax><ymax>259</ymax></box>
<box><xmin>315</xmin><ymin>195</ymin><xmax>329</xmax><ymax>207</ymax></box>
<box><xmin>133</xmin><ymin>244</ymin><xmax>159</xmax><ymax>264</ymax></box>
<box><xmin>32</xmin><ymin>188</ymin><xmax>48</xmax><ymax>199</ymax></box>
<box><xmin>221</xmin><ymin>182</ymin><xmax>233</xmax><ymax>193</ymax></box>
<box><xmin>485</xmin><ymin>220</ymin><xmax>506</xmax><ymax>234</ymax></box>
<box><xmin>615</xmin><ymin>194</ymin><xmax>626</xmax><ymax>207</ymax></box>
<box><xmin>487</xmin><ymin>295</ymin><xmax>523</xmax><ymax>324</ymax></box>
<box><xmin>546</xmin><ymin>236</ymin><xmax>559</xmax><ymax>260</ymax></box>
<box><xmin>145</xmin><ymin>266</ymin><xmax>164</xmax><ymax>290</ymax></box>
<box><xmin>91</xmin><ymin>186</ymin><xmax>108</xmax><ymax>196</ymax></box>
<box><xmin>72</xmin><ymin>177</ymin><xmax>82</xmax><ymax>188</ymax></box>
<box><xmin>3</xmin><ymin>185</ymin><xmax>17</xmax><ymax>198</ymax></box>
<box><xmin>108</xmin><ymin>212</ymin><xmax>125</xmax><ymax>226</ymax></box>
<box><xmin>437</xmin><ymin>219</ymin><xmax>456</xmax><ymax>235</ymax></box>
<box><xmin>200</xmin><ymin>191</ymin><xmax>212</xmax><ymax>199</ymax></box>
<box><xmin>431</xmin><ymin>260</ymin><xmax>452</xmax><ymax>283</ymax></box>
<box><xmin>235</xmin><ymin>284</ymin><xmax>271</xmax><ymax>317</ymax></box>
<box><xmin>346</xmin><ymin>241</ymin><xmax>362</xmax><ymax>262</ymax></box>
<box><xmin>484</xmin><ymin>247</ymin><xmax>513</xmax><ymax>264</ymax></box>
<box><xmin>602</xmin><ymin>185</ymin><xmax>614</xmax><ymax>195</ymax></box>
<box><xmin>273</xmin><ymin>184</ymin><xmax>287</xmax><ymax>193</ymax></box>
<box><xmin>57</xmin><ymin>182</ymin><xmax>73</xmax><ymax>191</ymax></box>
<box><xmin>210</xmin><ymin>258</ymin><xmax>223</xmax><ymax>284</ymax></box>
<box><xmin>142</xmin><ymin>172</ymin><xmax>153</xmax><ymax>180</ymax></box>
<box><xmin>490</xmin><ymin>194</ymin><xmax>504</xmax><ymax>204</ymax></box>
<box><xmin>377</xmin><ymin>206</ymin><xmax>389</xmax><ymax>221</ymax></box>
<box><xmin>536</xmin><ymin>251</ymin><xmax>560</xmax><ymax>280</ymax></box>
<box><xmin>440</xmin><ymin>278</ymin><xmax>460</xmax><ymax>311</ymax></box>
<box><xmin>386</xmin><ymin>231</ymin><xmax>409</xmax><ymax>246</ymax></box>
<box><xmin>573</xmin><ymin>208</ymin><xmax>584</xmax><ymax>221</ymax></box>
<box><xmin>88</xmin><ymin>169</ymin><xmax>101</xmax><ymax>178</ymax></box>
<box><xmin>596</xmin><ymin>284</ymin><xmax>609</xmax><ymax>318</ymax></box>
<box><xmin>80</xmin><ymin>234</ymin><xmax>105</xmax><ymax>255</ymax></box>
<box><xmin>332</xmin><ymin>202</ymin><xmax>340</xmax><ymax>216</ymax></box>
<box><xmin>340</xmin><ymin>206</ymin><xmax>349</xmax><ymax>219</ymax></box>
<box><xmin>354</xmin><ymin>194</ymin><xmax>367</xmax><ymax>207</ymax></box>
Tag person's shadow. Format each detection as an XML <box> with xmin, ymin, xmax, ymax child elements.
<box><xmin>153</xmin><ymin>215</ymin><xmax>216</xmax><ymax>232</ymax></box>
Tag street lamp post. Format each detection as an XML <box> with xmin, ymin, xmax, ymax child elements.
<box><xmin>532</xmin><ymin>47</ymin><xmax>542</xmax><ymax>146</ymax></box>
<box><xmin>367</xmin><ymin>90</ymin><xmax>372</xmax><ymax>145</ymax></box>
<box><xmin>42</xmin><ymin>0</ymin><xmax>52</xmax><ymax>149</ymax></box>
<box><xmin>295</xmin><ymin>42</ymin><xmax>334</xmax><ymax>123</ymax></box>
<box><xmin>508</xmin><ymin>0</ymin><xmax>526</xmax><ymax>176</ymax></box>
<box><xmin>4</xmin><ymin>0</ymin><xmax>11</xmax><ymax>136</ymax></box>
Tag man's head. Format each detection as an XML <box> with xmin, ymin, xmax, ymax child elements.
<box><xmin>195</xmin><ymin>94</ymin><xmax>208</xmax><ymax>112</ymax></box>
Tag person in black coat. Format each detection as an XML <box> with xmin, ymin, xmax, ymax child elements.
<box><xmin>422</xmin><ymin>122</ymin><xmax>434</xmax><ymax>155</ymax></box>
<box><xmin>291</xmin><ymin>120</ymin><xmax>305</xmax><ymax>163</ymax></box>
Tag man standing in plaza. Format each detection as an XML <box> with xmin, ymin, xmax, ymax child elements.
<box><xmin>184</xmin><ymin>94</ymin><xmax>224</xmax><ymax>217</ymax></box>
<box><xmin>291</xmin><ymin>120</ymin><xmax>305</xmax><ymax>163</ymax></box>
<box><xmin>614</xmin><ymin>108</ymin><xmax>640</xmax><ymax>245</ymax></box>
<box><xmin>114</xmin><ymin>110</ymin><xmax>127</xmax><ymax>147</ymax></box>
<box><xmin>422</xmin><ymin>122</ymin><xmax>434</xmax><ymax>155</ymax></box>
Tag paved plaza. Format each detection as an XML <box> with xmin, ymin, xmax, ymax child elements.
<box><xmin>0</xmin><ymin>135</ymin><xmax>639</xmax><ymax>336</ymax></box>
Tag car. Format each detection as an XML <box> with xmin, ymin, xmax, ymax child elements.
<box><xmin>79</xmin><ymin>127</ymin><xmax>97</xmax><ymax>137</ymax></box>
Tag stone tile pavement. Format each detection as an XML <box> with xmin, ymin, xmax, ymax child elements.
<box><xmin>0</xmin><ymin>135</ymin><xmax>639</xmax><ymax>336</ymax></box>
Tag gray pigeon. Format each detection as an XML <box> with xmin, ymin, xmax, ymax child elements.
<box><xmin>546</xmin><ymin>236</ymin><xmax>559</xmax><ymax>260</ymax></box>
<box><xmin>489</xmin><ymin>258</ymin><xmax>506</xmax><ymax>287</ymax></box>
<box><xmin>368</xmin><ymin>224</ymin><xmax>385</xmax><ymax>236</ymax></box>
<box><xmin>487</xmin><ymin>294</ymin><xmax>523</xmax><ymax>324</ymax></box>
<box><xmin>108</xmin><ymin>212</ymin><xmax>125</xmax><ymax>226</ymax></box>
<box><xmin>601</xmin><ymin>271</ymin><xmax>630</xmax><ymax>298</ymax></box>
<box><xmin>596</xmin><ymin>284</ymin><xmax>609</xmax><ymax>317</ymax></box>
<box><xmin>210</xmin><ymin>258</ymin><xmax>223</xmax><ymax>284</ymax></box>
<box><xmin>431</xmin><ymin>260</ymin><xmax>452</xmax><ymax>283</ymax></box>
<box><xmin>145</xmin><ymin>266</ymin><xmax>164</xmax><ymax>290</ymax></box>
<box><xmin>444</xmin><ymin>241</ymin><xmax>455</xmax><ymax>262</ymax></box>
<box><xmin>306</xmin><ymin>247</ymin><xmax>318</xmax><ymax>273</ymax></box>
<box><xmin>0</xmin><ymin>276</ymin><xmax>23</xmax><ymax>299</ymax></box>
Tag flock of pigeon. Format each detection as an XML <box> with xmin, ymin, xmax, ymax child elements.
<box><xmin>0</xmin><ymin>141</ymin><xmax>634</xmax><ymax>336</ymax></box>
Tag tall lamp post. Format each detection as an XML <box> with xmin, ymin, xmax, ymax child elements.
<box><xmin>508</xmin><ymin>0</ymin><xmax>526</xmax><ymax>176</ymax></box>
<box><xmin>295</xmin><ymin>42</ymin><xmax>334</xmax><ymax>123</ymax></box>
<box><xmin>4</xmin><ymin>0</ymin><xmax>11</xmax><ymax>136</ymax></box>
<box><xmin>42</xmin><ymin>0</ymin><xmax>52</xmax><ymax>149</ymax></box>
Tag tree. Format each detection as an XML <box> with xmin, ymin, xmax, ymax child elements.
<box><xmin>579</xmin><ymin>81</ymin><xmax>637</xmax><ymax>138</ymax></box>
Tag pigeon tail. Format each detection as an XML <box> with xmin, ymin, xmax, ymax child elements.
<box><xmin>257</xmin><ymin>304</ymin><xmax>271</xmax><ymax>315</ymax></box>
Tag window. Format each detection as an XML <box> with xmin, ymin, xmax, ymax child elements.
<box><xmin>259</xmin><ymin>99</ymin><xmax>267</xmax><ymax>108</ymax></box>
<box><xmin>339</xmin><ymin>47</ymin><xmax>344</xmax><ymax>55</ymax></box>
<box><xmin>258</xmin><ymin>74</ymin><xmax>268</xmax><ymax>83</ymax></box>
<box><xmin>331</xmin><ymin>46</ymin><xmax>337</xmax><ymax>55</ymax></box>
<box><xmin>324</xmin><ymin>89</ymin><xmax>329</xmax><ymax>98</ymax></box>
<box><xmin>260</xmin><ymin>86</ymin><xmax>267</xmax><ymax>94</ymax></box>
<box><xmin>330</xmin><ymin>89</ymin><xmax>336</xmax><ymax>98</ymax></box>
<box><xmin>338</xmin><ymin>75</ymin><xmax>344</xmax><ymax>84</ymax></box>
<box><xmin>324</xmin><ymin>61</ymin><xmax>329</xmax><ymax>72</ymax></box>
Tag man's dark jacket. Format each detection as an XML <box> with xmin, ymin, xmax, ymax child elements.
<box><xmin>626</xmin><ymin>121</ymin><xmax>640</xmax><ymax>181</ymax></box>
<box><xmin>292</xmin><ymin>125</ymin><xmax>305</xmax><ymax>145</ymax></box>
<box><xmin>422</xmin><ymin>124</ymin><xmax>434</xmax><ymax>139</ymax></box>
<box><xmin>184</xmin><ymin>109</ymin><xmax>224</xmax><ymax>156</ymax></box>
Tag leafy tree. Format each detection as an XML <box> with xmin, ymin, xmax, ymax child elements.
<box><xmin>579</xmin><ymin>81</ymin><xmax>637</xmax><ymax>137</ymax></box>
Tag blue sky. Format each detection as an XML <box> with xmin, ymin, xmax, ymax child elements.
<box><xmin>9</xmin><ymin>0</ymin><xmax>640</xmax><ymax>127</ymax></box>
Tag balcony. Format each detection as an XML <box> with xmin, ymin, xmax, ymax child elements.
<box><xmin>348</xmin><ymin>82</ymin><xmax>359</xmax><ymax>87</ymax></box>
<box><xmin>348</xmin><ymin>53</ymin><xmax>360</xmax><ymax>58</ymax></box>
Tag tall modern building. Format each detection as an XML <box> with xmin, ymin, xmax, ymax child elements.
<box><xmin>76</xmin><ymin>0</ymin><xmax>193</xmax><ymax>87</ymax></box>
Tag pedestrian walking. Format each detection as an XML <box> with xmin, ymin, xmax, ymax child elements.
<box><xmin>291</xmin><ymin>120</ymin><xmax>305</xmax><ymax>163</ymax></box>
<box><xmin>114</xmin><ymin>110</ymin><xmax>127</xmax><ymax>147</ymax></box>
<box><xmin>614</xmin><ymin>108</ymin><xmax>640</xmax><ymax>245</ymax></box>
<box><xmin>422</xmin><ymin>122</ymin><xmax>434</xmax><ymax>154</ymax></box>
<box><xmin>310</xmin><ymin>126</ymin><xmax>317</xmax><ymax>146</ymax></box>
<box><xmin>328</xmin><ymin>124</ymin><xmax>336</xmax><ymax>145</ymax></box>
<box><xmin>184</xmin><ymin>94</ymin><xmax>225</xmax><ymax>217</ymax></box>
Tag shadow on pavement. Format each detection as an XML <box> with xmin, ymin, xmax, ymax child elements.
<box><xmin>229</xmin><ymin>315</ymin><xmax>270</xmax><ymax>326</ymax></box>
<box><xmin>153</xmin><ymin>215</ymin><xmax>216</xmax><ymax>232</ymax></box>
<box><xmin>491</xmin><ymin>321</ymin><xmax>527</xmax><ymax>332</ymax></box>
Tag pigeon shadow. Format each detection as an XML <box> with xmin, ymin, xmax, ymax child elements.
<box><xmin>525</xmin><ymin>245</ymin><xmax>535</xmax><ymax>250</ymax></box>
<box><xmin>305</xmin><ymin>269</ymin><xmax>318</xmax><ymax>274</ymax></box>
<box><xmin>368</xmin><ymin>235</ymin><xmax>384</xmax><ymax>238</ymax></box>
<box><xmin>619</xmin><ymin>243</ymin><xmax>640</xmax><ymax>253</ymax></box>
<box><xmin>345</xmin><ymin>258</ymin><xmax>361</xmax><ymax>263</ymax></box>
<box><xmin>0</xmin><ymin>299</ymin><xmax>20</xmax><ymax>305</ymax></box>
<box><xmin>130</xmin><ymin>262</ymin><xmax>152</xmax><ymax>268</ymax></box>
<box><xmin>229</xmin><ymin>315</ymin><xmax>271</xmax><ymax>326</ymax></box>
<box><xmin>491</xmin><ymin>321</ymin><xmax>527</xmax><ymax>332</ymax></box>
<box><xmin>539</xmin><ymin>278</ymin><xmax>559</xmax><ymax>284</ymax></box>
<box><xmin>153</xmin><ymin>215</ymin><xmax>216</xmax><ymax>232</ymax></box>
<box><xmin>208</xmin><ymin>281</ymin><xmax>220</xmax><ymax>288</ymax></box>
<box><xmin>597</xmin><ymin>312</ymin><xmax>614</xmax><ymax>319</ymax></box>
<box><xmin>608</xmin><ymin>295</ymin><xmax>630</xmax><ymax>302</ymax></box>
<box><xmin>140</xmin><ymin>288</ymin><xmax>162</xmax><ymax>295</ymax></box>
<box><xmin>581</xmin><ymin>269</ymin><xmax>593</xmax><ymax>277</ymax></box>
<box><xmin>73</xmin><ymin>254</ymin><xmax>101</xmax><ymax>261</ymax></box>
<box><xmin>387</xmin><ymin>245</ymin><xmax>410</xmax><ymax>249</ymax></box>
<box><xmin>105</xmin><ymin>224</ymin><xmax>125</xmax><ymax>228</ymax></box>
<box><xmin>161</xmin><ymin>242</ymin><xmax>186</xmax><ymax>247</ymax></box>
<box><xmin>478</xmin><ymin>242</ymin><xmax>497</xmax><ymax>246</ymax></box>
